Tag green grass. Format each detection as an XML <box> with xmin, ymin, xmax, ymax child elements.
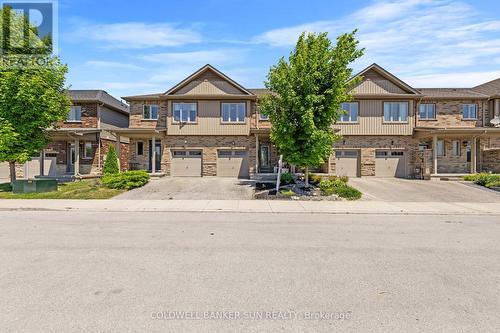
<box><xmin>0</xmin><ymin>179</ymin><xmax>124</xmax><ymax>199</ymax></box>
<box><xmin>279</xmin><ymin>188</ymin><xmax>296</xmax><ymax>197</ymax></box>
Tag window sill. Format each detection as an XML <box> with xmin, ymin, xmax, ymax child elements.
<box><xmin>141</xmin><ymin>119</ymin><xmax>158</xmax><ymax>121</ymax></box>
<box><xmin>337</xmin><ymin>121</ymin><xmax>359</xmax><ymax>124</ymax></box>
<box><xmin>418</xmin><ymin>118</ymin><xmax>437</xmax><ymax>121</ymax></box>
<box><xmin>382</xmin><ymin>121</ymin><xmax>409</xmax><ymax>124</ymax></box>
<box><xmin>462</xmin><ymin>118</ymin><xmax>478</xmax><ymax>121</ymax></box>
<box><xmin>221</xmin><ymin>122</ymin><xmax>247</xmax><ymax>125</ymax></box>
<box><xmin>172</xmin><ymin>122</ymin><xmax>198</xmax><ymax>125</ymax></box>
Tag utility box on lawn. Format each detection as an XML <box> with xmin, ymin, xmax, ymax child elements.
<box><xmin>12</xmin><ymin>179</ymin><xmax>58</xmax><ymax>194</ymax></box>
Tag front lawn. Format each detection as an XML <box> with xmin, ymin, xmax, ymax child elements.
<box><xmin>0</xmin><ymin>179</ymin><xmax>125</xmax><ymax>199</ymax></box>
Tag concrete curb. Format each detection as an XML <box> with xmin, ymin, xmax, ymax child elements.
<box><xmin>0</xmin><ymin>199</ymin><xmax>499</xmax><ymax>215</ymax></box>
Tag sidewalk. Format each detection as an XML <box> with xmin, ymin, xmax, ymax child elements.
<box><xmin>0</xmin><ymin>199</ymin><xmax>499</xmax><ymax>215</ymax></box>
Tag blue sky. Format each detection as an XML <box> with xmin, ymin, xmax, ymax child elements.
<box><xmin>57</xmin><ymin>0</ymin><xmax>500</xmax><ymax>99</ymax></box>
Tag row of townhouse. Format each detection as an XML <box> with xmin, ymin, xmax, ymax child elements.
<box><xmin>0</xmin><ymin>90</ymin><xmax>130</xmax><ymax>179</ymax></box>
<box><xmin>2</xmin><ymin>63</ymin><xmax>500</xmax><ymax>180</ymax></box>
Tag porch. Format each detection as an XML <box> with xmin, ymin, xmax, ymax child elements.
<box><xmin>415</xmin><ymin>127</ymin><xmax>500</xmax><ymax>177</ymax></box>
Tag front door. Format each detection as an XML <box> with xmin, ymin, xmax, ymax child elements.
<box><xmin>67</xmin><ymin>143</ymin><xmax>75</xmax><ymax>173</ymax></box>
<box><xmin>259</xmin><ymin>145</ymin><xmax>270</xmax><ymax>172</ymax></box>
<box><xmin>148</xmin><ymin>140</ymin><xmax>162</xmax><ymax>172</ymax></box>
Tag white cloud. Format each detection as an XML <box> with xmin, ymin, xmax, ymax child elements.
<box><xmin>405</xmin><ymin>70</ymin><xmax>500</xmax><ymax>87</ymax></box>
<box><xmin>85</xmin><ymin>60</ymin><xmax>144</xmax><ymax>70</ymax></box>
<box><xmin>253</xmin><ymin>0</ymin><xmax>500</xmax><ymax>85</ymax></box>
<box><xmin>140</xmin><ymin>49</ymin><xmax>246</xmax><ymax>64</ymax></box>
<box><xmin>74</xmin><ymin>22</ymin><xmax>201</xmax><ymax>48</ymax></box>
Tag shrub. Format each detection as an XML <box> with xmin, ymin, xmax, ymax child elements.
<box><xmin>103</xmin><ymin>145</ymin><xmax>120</xmax><ymax>175</ymax></box>
<box><xmin>465</xmin><ymin>173</ymin><xmax>500</xmax><ymax>186</ymax></box>
<box><xmin>309</xmin><ymin>173</ymin><xmax>324</xmax><ymax>185</ymax></box>
<box><xmin>102</xmin><ymin>170</ymin><xmax>149</xmax><ymax>190</ymax></box>
<box><xmin>319</xmin><ymin>179</ymin><xmax>361</xmax><ymax>200</ymax></box>
<box><xmin>485</xmin><ymin>180</ymin><xmax>500</xmax><ymax>188</ymax></box>
<box><xmin>328</xmin><ymin>175</ymin><xmax>348</xmax><ymax>183</ymax></box>
<box><xmin>280</xmin><ymin>188</ymin><xmax>296</xmax><ymax>197</ymax></box>
<box><xmin>280</xmin><ymin>172</ymin><xmax>294</xmax><ymax>184</ymax></box>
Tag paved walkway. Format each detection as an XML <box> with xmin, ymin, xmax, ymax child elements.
<box><xmin>1</xmin><ymin>199</ymin><xmax>499</xmax><ymax>215</ymax></box>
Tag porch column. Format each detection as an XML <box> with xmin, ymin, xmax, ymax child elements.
<box><xmin>115</xmin><ymin>134</ymin><xmax>121</xmax><ymax>171</ymax></box>
<box><xmin>255</xmin><ymin>134</ymin><xmax>259</xmax><ymax>174</ymax></box>
<box><xmin>471</xmin><ymin>137</ymin><xmax>477</xmax><ymax>174</ymax></box>
<box><xmin>39</xmin><ymin>149</ymin><xmax>45</xmax><ymax>176</ymax></box>
<box><xmin>151</xmin><ymin>136</ymin><xmax>156</xmax><ymax>174</ymax></box>
<box><xmin>495</xmin><ymin>99</ymin><xmax>500</xmax><ymax>117</ymax></box>
<box><xmin>432</xmin><ymin>135</ymin><xmax>438</xmax><ymax>175</ymax></box>
<box><xmin>74</xmin><ymin>139</ymin><xmax>80</xmax><ymax>176</ymax></box>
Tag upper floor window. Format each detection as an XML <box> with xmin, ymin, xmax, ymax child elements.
<box><xmin>462</xmin><ymin>104</ymin><xmax>477</xmax><ymax>120</ymax></box>
<box><xmin>143</xmin><ymin>105</ymin><xmax>158</xmax><ymax>120</ymax></box>
<box><xmin>383</xmin><ymin>102</ymin><xmax>408</xmax><ymax>122</ymax></box>
<box><xmin>339</xmin><ymin>102</ymin><xmax>358</xmax><ymax>122</ymax></box>
<box><xmin>67</xmin><ymin>106</ymin><xmax>81</xmax><ymax>122</ymax></box>
<box><xmin>419</xmin><ymin>103</ymin><xmax>436</xmax><ymax>119</ymax></box>
<box><xmin>221</xmin><ymin>102</ymin><xmax>246</xmax><ymax>123</ymax></box>
<box><xmin>173</xmin><ymin>102</ymin><xmax>197</xmax><ymax>123</ymax></box>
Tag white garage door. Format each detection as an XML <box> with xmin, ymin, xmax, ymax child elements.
<box><xmin>0</xmin><ymin>162</ymin><xmax>10</xmax><ymax>179</ymax></box>
<box><xmin>375</xmin><ymin>150</ymin><xmax>406</xmax><ymax>178</ymax></box>
<box><xmin>335</xmin><ymin>150</ymin><xmax>360</xmax><ymax>177</ymax></box>
<box><xmin>171</xmin><ymin>150</ymin><xmax>202</xmax><ymax>177</ymax></box>
<box><xmin>217</xmin><ymin>150</ymin><xmax>249</xmax><ymax>178</ymax></box>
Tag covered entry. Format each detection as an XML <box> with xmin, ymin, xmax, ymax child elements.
<box><xmin>375</xmin><ymin>150</ymin><xmax>406</xmax><ymax>177</ymax></box>
<box><xmin>335</xmin><ymin>150</ymin><xmax>360</xmax><ymax>177</ymax></box>
<box><xmin>217</xmin><ymin>150</ymin><xmax>249</xmax><ymax>178</ymax></box>
<box><xmin>171</xmin><ymin>150</ymin><xmax>202</xmax><ymax>177</ymax></box>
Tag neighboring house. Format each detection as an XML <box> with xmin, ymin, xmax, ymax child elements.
<box><xmin>115</xmin><ymin>63</ymin><xmax>500</xmax><ymax>179</ymax></box>
<box><xmin>0</xmin><ymin>90</ymin><xmax>130</xmax><ymax>179</ymax></box>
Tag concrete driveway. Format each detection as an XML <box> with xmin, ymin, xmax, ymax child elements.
<box><xmin>349</xmin><ymin>178</ymin><xmax>500</xmax><ymax>202</ymax></box>
<box><xmin>114</xmin><ymin>177</ymin><xmax>255</xmax><ymax>200</ymax></box>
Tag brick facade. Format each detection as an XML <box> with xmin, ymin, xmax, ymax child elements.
<box><xmin>55</xmin><ymin>103</ymin><xmax>98</xmax><ymax>128</ymax></box>
<box><xmin>416</xmin><ymin>100</ymin><xmax>486</xmax><ymax>128</ymax></box>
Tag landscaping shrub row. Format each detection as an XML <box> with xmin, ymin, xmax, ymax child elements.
<box><xmin>319</xmin><ymin>178</ymin><xmax>361</xmax><ymax>200</ymax></box>
<box><xmin>464</xmin><ymin>173</ymin><xmax>500</xmax><ymax>188</ymax></box>
<box><xmin>102</xmin><ymin>170</ymin><xmax>150</xmax><ymax>190</ymax></box>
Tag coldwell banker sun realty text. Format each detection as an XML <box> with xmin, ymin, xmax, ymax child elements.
<box><xmin>151</xmin><ymin>310</ymin><xmax>352</xmax><ymax>321</ymax></box>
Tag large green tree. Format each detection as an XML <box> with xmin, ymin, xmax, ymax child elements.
<box><xmin>0</xmin><ymin>8</ymin><xmax>71</xmax><ymax>184</ymax></box>
<box><xmin>260</xmin><ymin>31</ymin><xmax>364</xmax><ymax>186</ymax></box>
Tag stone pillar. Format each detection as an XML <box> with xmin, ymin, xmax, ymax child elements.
<box><xmin>39</xmin><ymin>149</ymin><xmax>45</xmax><ymax>176</ymax></box>
<box><xmin>432</xmin><ymin>135</ymin><xmax>438</xmax><ymax>175</ymax></box>
<box><xmin>151</xmin><ymin>136</ymin><xmax>156</xmax><ymax>174</ymax></box>
<box><xmin>74</xmin><ymin>139</ymin><xmax>80</xmax><ymax>176</ymax></box>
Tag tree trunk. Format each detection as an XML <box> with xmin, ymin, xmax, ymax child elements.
<box><xmin>304</xmin><ymin>166</ymin><xmax>309</xmax><ymax>187</ymax></box>
<box><xmin>9</xmin><ymin>161</ymin><xmax>16</xmax><ymax>185</ymax></box>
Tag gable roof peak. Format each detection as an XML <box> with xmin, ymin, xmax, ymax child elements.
<box><xmin>350</xmin><ymin>63</ymin><xmax>421</xmax><ymax>95</ymax></box>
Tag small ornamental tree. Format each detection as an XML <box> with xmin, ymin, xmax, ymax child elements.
<box><xmin>260</xmin><ymin>31</ymin><xmax>364</xmax><ymax>186</ymax></box>
<box><xmin>103</xmin><ymin>145</ymin><xmax>120</xmax><ymax>175</ymax></box>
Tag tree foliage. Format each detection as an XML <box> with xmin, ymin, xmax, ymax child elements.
<box><xmin>259</xmin><ymin>31</ymin><xmax>364</xmax><ymax>184</ymax></box>
<box><xmin>103</xmin><ymin>145</ymin><xmax>120</xmax><ymax>175</ymax></box>
<box><xmin>0</xmin><ymin>8</ymin><xmax>71</xmax><ymax>182</ymax></box>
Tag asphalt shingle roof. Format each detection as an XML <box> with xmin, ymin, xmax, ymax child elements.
<box><xmin>416</xmin><ymin>88</ymin><xmax>488</xmax><ymax>99</ymax></box>
<box><xmin>68</xmin><ymin>90</ymin><xmax>129</xmax><ymax>113</ymax></box>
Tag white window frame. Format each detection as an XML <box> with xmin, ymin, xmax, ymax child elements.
<box><xmin>383</xmin><ymin>102</ymin><xmax>409</xmax><ymax>122</ymax></box>
<box><xmin>437</xmin><ymin>140</ymin><xmax>445</xmax><ymax>157</ymax></box>
<box><xmin>143</xmin><ymin>105</ymin><xmax>159</xmax><ymax>120</ymax></box>
<box><xmin>221</xmin><ymin>102</ymin><xmax>246</xmax><ymax>123</ymax></box>
<box><xmin>339</xmin><ymin>102</ymin><xmax>358</xmax><ymax>122</ymax></box>
<box><xmin>83</xmin><ymin>142</ymin><xmax>93</xmax><ymax>159</ymax></box>
<box><xmin>419</xmin><ymin>103</ymin><xmax>436</xmax><ymax>119</ymax></box>
<box><xmin>136</xmin><ymin>141</ymin><xmax>144</xmax><ymax>156</ymax></box>
<box><xmin>452</xmin><ymin>140</ymin><xmax>461</xmax><ymax>156</ymax></box>
<box><xmin>67</xmin><ymin>106</ymin><xmax>82</xmax><ymax>122</ymax></box>
<box><xmin>173</xmin><ymin>102</ymin><xmax>197</xmax><ymax>123</ymax></box>
<box><xmin>462</xmin><ymin>104</ymin><xmax>477</xmax><ymax>120</ymax></box>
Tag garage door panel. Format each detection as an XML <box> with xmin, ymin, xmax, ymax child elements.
<box><xmin>335</xmin><ymin>150</ymin><xmax>360</xmax><ymax>177</ymax></box>
<box><xmin>375</xmin><ymin>150</ymin><xmax>406</xmax><ymax>178</ymax></box>
<box><xmin>217</xmin><ymin>150</ymin><xmax>249</xmax><ymax>178</ymax></box>
<box><xmin>171</xmin><ymin>151</ymin><xmax>202</xmax><ymax>177</ymax></box>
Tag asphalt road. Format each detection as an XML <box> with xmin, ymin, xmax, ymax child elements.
<box><xmin>1</xmin><ymin>211</ymin><xmax>499</xmax><ymax>332</ymax></box>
